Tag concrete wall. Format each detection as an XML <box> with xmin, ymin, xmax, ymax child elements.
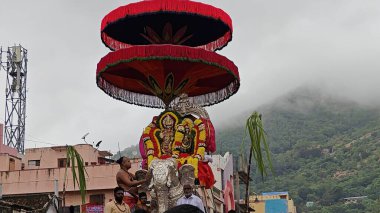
<box><xmin>0</xmin><ymin>123</ymin><xmax>3</xmax><ymax>145</ymax></box>
<box><xmin>64</xmin><ymin>190</ymin><xmax>114</xmax><ymax>206</ymax></box>
<box><xmin>0</xmin><ymin>143</ymin><xmax>19</xmax><ymax>157</ymax></box>
<box><xmin>210</xmin><ymin>152</ymin><xmax>235</xmax><ymax>212</ymax></box>
<box><xmin>0</xmin><ymin>154</ymin><xmax>11</xmax><ymax>171</ymax></box>
<box><xmin>2</xmin><ymin>145</ymin><xmax>228</xmax><ymax>210</ymax></box>
<box><xmin>249</xmin><ymin>194</ymin><xmax>297</xmax><ymax>213</ymax></box>
<box><xmin>0</xmin><ymin>153</ymin><xmax>22</xmax><ymax>171</ymax></box>
<box><xmin>1</xmin><ymin>158</ymin><xmax>141</xmax><ymax>207</ymax></box>
<box><xmin>1</xmin><ymin>162</ymin><xmax>141</xmax><ymax>195</ymax></box>
<box><xmin>24</xmin><ymin>144</ymin><xmax>104</xmax><ymax>170</ymax></box>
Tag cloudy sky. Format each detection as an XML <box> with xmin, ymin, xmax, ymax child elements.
<box><xmin>1</xmin><ymin>0</ymin><xmax>379</xmax><ymax>153</ymax></box>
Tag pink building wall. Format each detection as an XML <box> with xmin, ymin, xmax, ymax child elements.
<box><xmin>0</xmin><ymin>123</ymin><xmax>20</xmax><ymax>158</ymax></box>
<box><xmin>0</xmin><ymin>161</ymin><xmax>140</xmax><ymax>206</ymax></box>
<box><xmin>211</xmin><ymin>152</ymin><xmax>235</xmax><ymax>212</ymax></box>
<box><xmin>1</xmin><ymin>143</ymin><xmax>226</xmax><ymax>209</ymax></box>
<box><xmin>0</xmin><ymin>144</ymin><xmax>18</xmax><ymax>156</ymax></box>
<box><xmin>0</xmin><ymin>123</ymin><xmax>3</xmax><ymax>144</ymax></box>
<box><xmin>0</xmin><ymin>123</ymin><xmax>22</xmax><ymax>171</ymax></box>
<box><xmin>0</xmin><ymin>153</ymin><xmax>22</xmax><ymax>171</ymax></box>
<box><xmin>1</xmin><ymin>144</ymin><xmax>141</xmax><ymax>206</ymax></box>
<box><xmin>24</xmin><ymin>144</ymin><xmax>108</xmax><ymax>170</ymax></box>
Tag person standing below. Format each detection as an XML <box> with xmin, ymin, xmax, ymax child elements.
<box><xmin>116</xmin><ymin>156</ymin><xmax>146</xmax><ymax>209</ymax></box>
<box><xmin>176</xmin><ymin>184</ymin><xmax>205</xmax><ymax>213</ymax></box>
<box><xmin>134</xmin><ymin>192</ymin><xmax>151</xmax><ymax>213</ymax></box>
<box><xmin>105</xmin><ymin>187</ymin><xmax>131</xmax><ymax>213</ymax></box>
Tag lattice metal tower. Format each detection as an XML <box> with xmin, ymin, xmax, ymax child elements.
<box><xmin>0</xmin><ymin>45</ymin><xmax>28</xmax><ymax>154</ymax></box>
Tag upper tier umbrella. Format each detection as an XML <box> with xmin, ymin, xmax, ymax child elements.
<box><xmin>101</xmin><ymin>0</ymin><xmax>232</xmax><ymax>51</ymax></box>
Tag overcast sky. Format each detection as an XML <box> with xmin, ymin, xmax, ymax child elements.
<box><xmin>1</xmin><ymin>0</ymin><xmax>379</xmax><ymax>153</ymax></box>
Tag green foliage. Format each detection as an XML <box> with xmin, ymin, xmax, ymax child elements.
<box><xmin>243</xmin><ymin>112</ymin><xmax>273</xmax><ymax>178</ymax></box>
<box><xmin>216</xmin><ymin>89</ymin><xmax>380</xmax><ymax>212</ymax></box>
<box><xmin>65</xmin><ymin>146</ymin><xmax>88</xmax><ymax>204</ymax></box>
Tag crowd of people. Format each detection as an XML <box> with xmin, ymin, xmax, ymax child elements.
<box><xmin>105</xmin><ymin>156</ymin><xmax>210</xmax><ymax>213</ymax></box>
<box><xmin>105</xmin><ymin>185</ymin><xmax>206</xmax><ymax>213</ymax></box>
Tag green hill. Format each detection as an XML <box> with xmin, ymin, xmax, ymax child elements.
<box><xmin>216</xmin><ymin>88</ymin><xmax>380</xmax><ymax>213</ymax></box>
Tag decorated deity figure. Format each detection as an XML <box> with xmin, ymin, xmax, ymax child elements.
<box><xmin>140</xmin><ymin>94</ymin><xmax>215</xmax><ymax>188</ymax></box>
<box><xmin>173</xmin><ymin>118</ymin><xmax>196</xmax><ymax>156</ymax></box>
<box><xmin>160</xmin><ymin>114</ymin><xmax>176</xmax><ymax>155</ymax></box>
<box><xmin>172</xmin><ymin>117</ymin><xmax>206</xmax><ymax>184</ymax></box>
<box><xmin>142</xmin><ymin>111</ymin><xmax>180</xmax><ymax>166</ymax></box>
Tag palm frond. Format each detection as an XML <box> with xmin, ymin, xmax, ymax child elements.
<box><xmin>244</xmin><ymin>112</ymin><xmax>274</xmax><ymax>178</ymax></box>
<box><xmin>65</xmin><ymin>145</ymin><xmax>88</xmax><ymax>204</ymax></box>
<box><xmin>242</xmin><ymin>112</ymin><xmax>274</xmax><ymax>212</ymax></box>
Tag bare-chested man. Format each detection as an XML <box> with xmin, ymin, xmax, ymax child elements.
<box><xmin>116</xmin><ymin>156</ymin><xmax>146</xmax><ymax>209</ymax></box>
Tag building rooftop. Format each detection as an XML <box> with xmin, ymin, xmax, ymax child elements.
<box><xmin>262</xmin><ymin>192</ymin><xmax>289</xmax><ymax>196</ymax></box>
<box><xmin>2</xmin><ymin>193</ymin><xmax>58</xmax><ymax>212</ymax></box>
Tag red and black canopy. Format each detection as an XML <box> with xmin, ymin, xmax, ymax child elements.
<box><xmin>97</xmin><ymin>45</ymin><xmax>239</xmax><ymax>108</ymax></box>
<box><xmin>101</xmin><ymin>0</ymin><xmax>232</xmax><ymax>51</ymax></box>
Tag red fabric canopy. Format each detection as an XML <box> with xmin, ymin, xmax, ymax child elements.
<box><xmin>101</xmin><ymin>0</ymin><xmax>232</xmax><ymax>51</ymax></box>
<box><xmin>97</xmin><ymin>45</ymin><xmax>239</xmax><ymax>108</ymax></box>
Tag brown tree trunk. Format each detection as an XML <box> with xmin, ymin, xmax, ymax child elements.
<box><xmin>63</xmin><ymin>181</ymin><xmax>66</xmax><ymax>209</ymax></box>
<box><xmin>245</xmin><ymin>145</ymin><xmax>253</xmax><ymax>213</ymax></box>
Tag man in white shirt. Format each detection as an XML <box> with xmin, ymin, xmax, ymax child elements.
<box><xmin>176</xmin><ymin>184</ymin><xmax>205</xmax><ymax>212</ymax></box>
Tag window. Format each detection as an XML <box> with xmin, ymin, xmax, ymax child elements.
<box><xmin>90</xmin><ymin>194</ymin><xmax>105</xmax><ymax>205</ymax></box>
<box><xmin>28</xmin><ymin>160</ymin><xmax>40</xmax><ymax>166</ymax></box>
<box><xmin>63</xmin><ymin>205</ymin><xmax>80</xmax><ymax>213</ymax></box>
<box><xmin>98</xmin><ymin>157</ymin><xmax>105</xmax><ymax>165</ymax></box>
<box><xmin>58</xmin><ymin>158</ymin><xmax>69</xmax><ymax>168</ymax></box>
<box><xmin>9</xmin><ymin>158</ymin><xmax>15</xmax><ymax>171</ymax></box>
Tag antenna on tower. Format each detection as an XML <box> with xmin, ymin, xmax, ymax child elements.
<box><xmin>1</xmin><ymin>45</ymin><xmax>28</xmax><ymax>154</ymax></box>
<box><xmin>81</xmin><ymin>132</ymin><xmax>90</xmax><ymax>144</ymax></box>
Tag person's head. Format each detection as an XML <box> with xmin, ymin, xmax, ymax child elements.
<box><xmin>228</xmin><ymin>210</ymin><xmax>236</xmax><ymax>213</ymax></box>
<box><xmin>164</xmin><ymin>204</ymin><xmax>203</xmax><ymax>213</ymax></box>
<box><xmin>116</xmin><ymin>156</ymin><xmax>131</xmax><ymax>170</ymax></box>
<box><xmin>139</xmin><ymin>192</ymin><xmax>148</xmax><ymax>204</ymax></box>
<box><xmin>183</xmin><ymin>184</ymin><xmax>193</xmax><ymax>198</ymax></box>
<box><xmin>113</xmin><ymin>186</ymin><xmax>124</xmax><ymax>203</ymax></box>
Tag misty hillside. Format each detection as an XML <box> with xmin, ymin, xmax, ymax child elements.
<box><xmin>116</xmin><ymin>87</ymin><xmax>380</xmax><ymax>212</ymax></box>
<box><xmin>217</xmin><ymin>88</ymin><xmax>380</xmax><ymax>212</ymax></box>
<box><xmin>113</xmin><ymin>144</ymin><xmax>140</xmax><ymax>160</ymax></box>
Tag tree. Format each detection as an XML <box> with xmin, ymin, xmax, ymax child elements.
<box><xmin>242</xmin><ymin>112</ymin><xmax>273</xmax><ymax>212</ymax></box>
<box><xmin>298</xmin><ymin>187</ymin><xmax>313</xmax><ymax>201</ymax></box>
<box><xmin>62</xmin><ymin>145</ymin><xmax>88</xmax><ymax>207</ymax></box>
